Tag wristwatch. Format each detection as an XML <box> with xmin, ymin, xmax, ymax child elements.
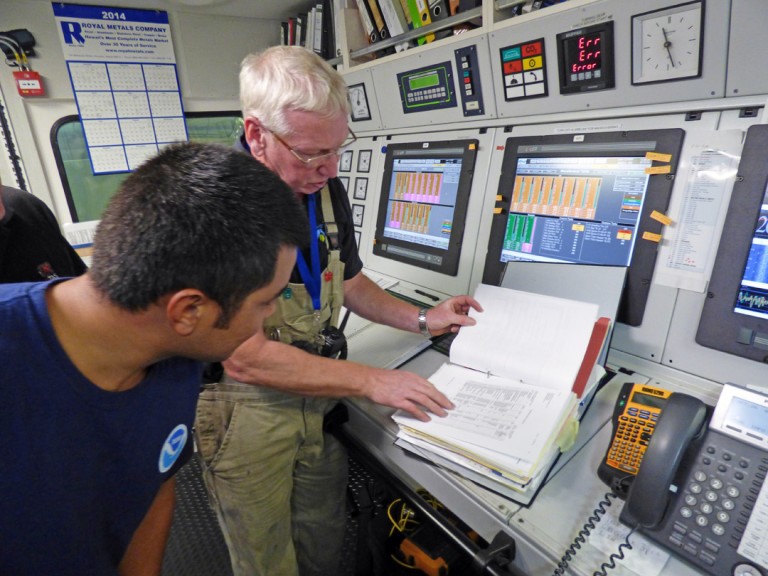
<box><xmin>418</xmin><ymin>308</ymin><xmax>432</xmax><ymax>338</ymax></box>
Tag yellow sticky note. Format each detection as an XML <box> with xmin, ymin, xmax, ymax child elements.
<box><xmin>556</xmin><ymin>419</ymin><xmax>579</xmax><ymax>452</ymax></box>
<box><xmin>645</xmin><ymin>165</ymin><xmax>671</xmax><ymax>175</ymax></box>
<box><xmin>646</xmin><ymin>151</ymin><xmax>672</xmax><ymax>162</ymax></box>
<box><xmin>643</xmin><ymin>231</ymin><xmax>662</xmax><ymax>242</ymax></box>
<box><xmin>493</xmin><ymin>207</ymin><xmax>503</xmax><ymax>214</ymax></box>
<box><xmin>496</xmin><ymin>195</ymin><xmax>503</xmax><ymax>202</ymax></box>
<box><xmin>650</xmin><ymin>210</ymin><xmax>673</xmax><ymax>226</ymax></box>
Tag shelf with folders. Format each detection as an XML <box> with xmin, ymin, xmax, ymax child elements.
<box><xmin>349</xmin><ymin>5</ymin><xmax>483</xmax><ymax>60</ymax></box>
<box><xmin>280</xmin><ymin>1</ymin><xmax>338</xmax><ymax>61</ymax></box>
<box><xmin>339</xmin><ymin>0</ymin><xmax>575</xmax><ymax>69</ymax></box>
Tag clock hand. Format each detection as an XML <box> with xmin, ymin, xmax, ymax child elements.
<box><xmin>661</xmin><ymin>27</ymin><xmax>675</xmax><ymax>68</ymax></box>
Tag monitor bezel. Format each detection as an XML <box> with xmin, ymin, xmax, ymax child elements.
<box><xmin>696</xmin><ymin>124</ymin><xmax>768</xmax><ymax>362</ymax></box>
<box><xmin>372</xmin><ymin>139</ymin><xmax>479</xmax><ymax>277</ymax></box>
<box><xmin>482</xmin><ymin>128</ymin><xmax>685</xmax><ymax>326</ymax></box>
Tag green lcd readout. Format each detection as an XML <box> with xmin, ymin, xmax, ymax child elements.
<box><xmin>397</xmin><ymin>61</ymin><xmax>456</xmax><ymax>114</ymax></box>
<box><xmin>409</xmin><ymin>72</ymin><xmax>440</xmax><ymax>90</ymax></box>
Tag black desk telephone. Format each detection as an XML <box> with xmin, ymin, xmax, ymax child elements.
<box><xmin>597</xmin><ymin>382</ymin><xmax>768</xmax><ymax>576</ymax></box>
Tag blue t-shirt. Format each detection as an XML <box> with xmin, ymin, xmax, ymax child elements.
<box><xmin>0</xmin><ymin>280</ymin><xmax>202</xmax><ymax>575</ymax></box>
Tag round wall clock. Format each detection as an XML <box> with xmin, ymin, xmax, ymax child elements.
<box><xmin>631</xmin><ymin>1</ymin><xmax>704</xmax><ymax>85</ymax></box>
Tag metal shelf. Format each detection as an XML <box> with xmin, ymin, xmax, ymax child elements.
<box><xmin>349</xmin><ymin>6</ymin><xmax>483</xmax><ymax>60</ymax></box>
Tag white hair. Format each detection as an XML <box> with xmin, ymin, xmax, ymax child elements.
<box><xmin>239</xmin><ymin>46</ymin><xmax>350</xmax><ymax>135</ymax></box>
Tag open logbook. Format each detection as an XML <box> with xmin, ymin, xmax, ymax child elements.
<box><xmin>393</xmin><ymin>283</ymin><xmax>611</xmax><ymax>505</ymax></box>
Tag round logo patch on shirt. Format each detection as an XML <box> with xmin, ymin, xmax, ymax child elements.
<box><xmin>158</xmin><ymin>424</ymin><xmax>188</xmax><ymax>473</ymax></box>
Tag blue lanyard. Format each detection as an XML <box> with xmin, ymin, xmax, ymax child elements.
<box><xmin>296</xmin><ymin>193</ymin><xmax>321</xmax><ymax>311</ymax></box>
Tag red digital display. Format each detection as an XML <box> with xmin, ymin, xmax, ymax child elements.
<box><xmin>565</xmin><ymin>31</ymin><xmax>603</xmax><ymax>74</ymax></box>
<box><xmin>556</xmin><ymin>21</ymin><xmax>614</xmax><ymax>94</ymax></box>
<box><xmin>571</xmin><ymin>32</ymin><xmax>601</xmax><ymax>73</ymax></box>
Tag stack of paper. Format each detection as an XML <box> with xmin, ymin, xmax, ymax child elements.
<box><xmin>393</xmin><ymin>283</ymin><xmax>610</xmax><ymax>505</ymax></box>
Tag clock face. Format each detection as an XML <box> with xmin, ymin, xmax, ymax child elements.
<box><xmin>348</xmin><ymin>84</ymin><xmax>371</xmax><ymax>121</ymax></box>
<box><xmin>632</xmin><ymin>1</ymin><xmax>704</xmax><ymax>85</ymax></box>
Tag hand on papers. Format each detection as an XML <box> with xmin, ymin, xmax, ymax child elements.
<box><xmin>363</xmin><ymin>368</ymin><xmax>455</xmax><ymax>422</ymax></box>
<box><xmin>426</xmin><ymin>295</ymin><xmax>483</xmax><ymax>336</ymax></box>
<box><xmin>221</xmin><ymin>332</ymin><xmax>453</xmax><ymax>421</ymax></box>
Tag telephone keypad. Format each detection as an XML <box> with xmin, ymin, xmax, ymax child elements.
<box><xmin>664</xmin><ymin>439</ymin><xmax>767</xmax><ymax>572</ymax></box>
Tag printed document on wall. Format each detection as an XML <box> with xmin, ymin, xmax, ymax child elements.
<box><xmin>52</xmin><ymin>3</ymin><xmax>188</xmax><ymax>175</ymax></box>
<box><xmin>655</xmin><ymin>130</ymin><xmax>742</xmax><ymax>292</ymax></box>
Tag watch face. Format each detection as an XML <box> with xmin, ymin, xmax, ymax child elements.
<box><xmin>349</xmin><ymin>83</ymin><xmax>371</xmax><ymax>121</ymax></box>
<box><xmin>632</xmin><ymin>1</ymin><xmax>703</xmax><ymax>85</ymax></box>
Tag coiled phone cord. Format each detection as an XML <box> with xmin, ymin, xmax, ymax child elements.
<box><xmin>593</xmin><ymin>527</ymin><xmax>635</xmax><ymax>576</ymax></box>
<box><xmin>552</xmin><ymin>491</ymin><xmax>634</xmax><ymax>576</ymax></box>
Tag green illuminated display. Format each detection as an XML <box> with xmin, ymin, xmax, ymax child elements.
<box><xmin>409</xmin><ymin>71</ymin><xmax>440</xmax><ymax>90</ymax></box>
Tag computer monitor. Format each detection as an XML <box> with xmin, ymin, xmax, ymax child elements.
<box><xmin>372</xmin><ymin>139</ymin><xmax>478</xmax><ymax>276</ymax></box>
<box><xmin>697</xmin><ymin>124</ymin><xmax>768</xmax><ymax>363</ymax></box>
<box><xmin>482</xmin><ymin>129</ymin><xmax>685</xmax><ymax>326</ymax></box>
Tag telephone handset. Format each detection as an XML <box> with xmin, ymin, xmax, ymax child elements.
<box><xmin>622</xmin><ymin>393</ymin><xmax>708</xmax><ymax>527</ymax></box>
<box><xmin>616</xmin><ymin>384</ymin><xmax>768</xmax><ymax>576</ymax></box>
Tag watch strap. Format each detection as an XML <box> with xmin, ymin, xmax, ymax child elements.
<box><xmin>418</xmin><ymin>307</ymin><xmax>431</xmax><ymax>338</ymax></box>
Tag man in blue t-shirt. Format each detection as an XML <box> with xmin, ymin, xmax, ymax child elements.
<box><xmin>0</xmin><ymin>142</ymin><xmax>308</xmax><ymax>576</ymax></box>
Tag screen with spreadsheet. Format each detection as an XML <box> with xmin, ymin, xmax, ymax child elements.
<box><xmin>372</xmin><ymin>139</ymin><xmax>478</xmax><ymax>276</ymax></box>
<box><xmin>483</xmin><ymin>129</ymin><xmax>684</xmax><ymax>326</ymax></box>
<box><xmin>498</xmin><ymin>155</ymin><xmax>650</xmax><ymax>267</ymax></box>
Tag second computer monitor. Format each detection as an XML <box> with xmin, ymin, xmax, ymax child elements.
<box><xmin>697</xmin><ymin>124</ymin><xmax>768</xmax><ymax>364</ymax></box>
<box><xmin>482</xmin><ymin>129</ymin><xmax>685</xmax><ymax>326</ymax></box>
<box><xmin>372</xmin><ymin>139</ymin><xmax>478</xmax><ymax>277</ymax></box>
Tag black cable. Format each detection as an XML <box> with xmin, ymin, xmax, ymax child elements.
<box><xmin>0</xmin><ymin>98</ymin><xmax>28</xmax><ymax>191</ymax></box>
<box><xmin>593</xmin><ymin>527</ymin><xmax>635</xmax><ymax>576</ymax></box>
<box><xmin>552</xmin><ymin>491</ymin><xmax>621</xmax><ymax>576</ymax></box>
<box><xmin>335</xmin><ymin>425</ymin><xmax>523</xmax><ymax>576</ymax></box>
<box><xmin>339</xmin><ymin>308</ymin><xmax>351</xmax><ymax>332</ymax></box>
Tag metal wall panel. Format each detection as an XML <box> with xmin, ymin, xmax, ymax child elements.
<box><xmin>360</xmin><ymin>34</ymin><xmax>498</xmax><ymax>130</ymax></box>
<box><xmin>488</xmin><ymin>0</ymin><xmax>730</xmax><ymax>120</ymax></box>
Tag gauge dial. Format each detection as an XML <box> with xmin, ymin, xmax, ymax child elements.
<box><xmin>339</xmin><ymin>150</ymin><xmax>353</xmax><ymax>172</ymax></box>
<box><xmin>357</xmin><ymin>150</ymin><xmax>371</xmax><ymax>173</ymax></box>
<box><xmin>348</xmin><ymin>83</ymin><xmax>371</xmax><ymax>121</ymax></box>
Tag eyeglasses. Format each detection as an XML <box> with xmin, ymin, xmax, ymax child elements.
<box><xmin>267</xmin><ymin>127</ymin><xmax>357</xmax><ymax>166</ymax></box>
